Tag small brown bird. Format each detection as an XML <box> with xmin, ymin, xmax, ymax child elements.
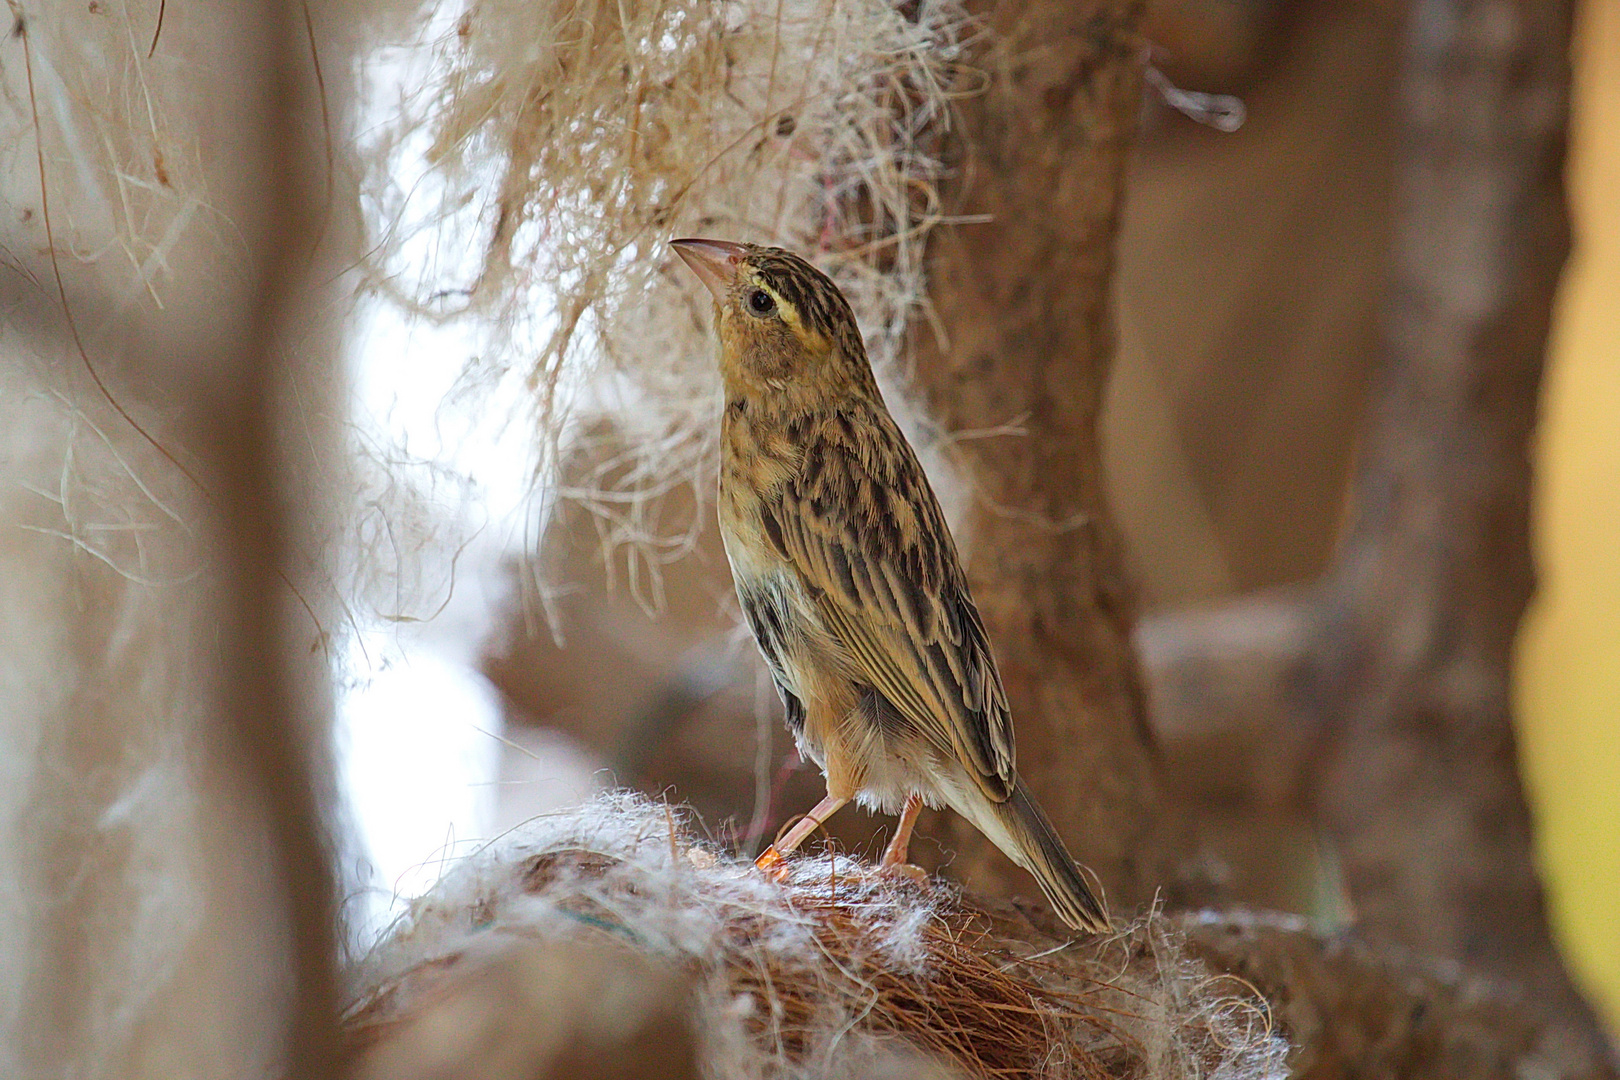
<box><xmin>672</xmin><ymin>238</ymin><xmax>1109</xmax><ymax>933</ymax></box>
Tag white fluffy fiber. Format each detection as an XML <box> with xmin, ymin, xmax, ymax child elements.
<box><xmin>349</xmin><ymin>791</ymin><xmax>949</xmax><ymax>1077</ymax></box>
<box><xmin>347</xmin><ymin>793</ymin><xmax>1290</xmax><ymax>1080</ymax></box>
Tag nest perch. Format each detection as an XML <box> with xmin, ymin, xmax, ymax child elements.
<box><xmin>345</xmin><ymin>794</ymin><xmax>1287</xmax><ymax>1080</ymax></box>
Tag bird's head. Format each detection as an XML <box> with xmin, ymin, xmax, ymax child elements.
<box><xmin>671</xmin><ymin>238</ymin><xmax>877</xmax><ymax>398</ymax></box>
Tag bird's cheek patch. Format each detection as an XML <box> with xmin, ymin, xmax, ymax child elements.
<box><xmin>718</xmin><ymin>318</ymin><xmax>768</xmax><ymax>371</ymax></box>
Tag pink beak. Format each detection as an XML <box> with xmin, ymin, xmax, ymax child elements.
<box><xmin>671</xmin><ymin>237</ymin><xmax>747</xmax><ymax>301</ymax></box>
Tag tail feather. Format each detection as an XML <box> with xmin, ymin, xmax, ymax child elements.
<box><xmin>989</xmin><ymin>777</ymin><xmax>1110</xmax><ymax>933</ymax></box>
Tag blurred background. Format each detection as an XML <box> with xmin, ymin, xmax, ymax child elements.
<box><xmin>1518</xmin><ymin>0</ymin><xmax>1619</xmax><ymax>1030</ymax></box>
<box><xmin>0</xmin><ymin>1</ymin><xmax>1614</xmax><ymax>1073</ymax></box>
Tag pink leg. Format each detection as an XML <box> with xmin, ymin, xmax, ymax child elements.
<box><xmin>880</xmin><ymin>794</ymin><xmax>925</xmax><ymax>867</ymax></box>
<box><xmin>755</xmin><ymin>793</ymin><xmax>849</xmax><ymax>872</ymax></box>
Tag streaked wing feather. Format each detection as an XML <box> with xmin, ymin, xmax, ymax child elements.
<box><xmin>768</xmin><ymin>430</ymin><xmax>1014</xmax><ymax>801</ymax></box>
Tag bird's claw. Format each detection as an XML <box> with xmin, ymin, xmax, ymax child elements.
<box><xmin>754</xmin><ymin>844</ymin><xmax>792</xmax><ymax>882</ymax></box>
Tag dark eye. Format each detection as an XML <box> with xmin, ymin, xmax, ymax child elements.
<box><xmin>747</xmin><ymin>289</ymin><xmax>776</xmax><ymax>316</ymax></box>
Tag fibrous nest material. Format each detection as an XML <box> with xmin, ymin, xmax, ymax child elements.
<box><xmin>357</xmin><ymin>0</ymin><xmax>973</xmax><ymax>611</ymax></box>
<box><xmin>346</xmin><ymin>794</ymin><xmax>1289</xmax><ymax>1080</ymax></box>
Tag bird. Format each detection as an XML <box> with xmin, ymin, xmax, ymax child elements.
<box><xmin>670</xmin><ymin>237</ymin><xmax>1110</xmax><ymax>934</ymax></box>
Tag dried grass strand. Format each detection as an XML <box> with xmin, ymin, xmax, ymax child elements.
<box><xmin>8</xmin><ymin>2</ymin><xmax>340</xmax><ymax>655</ymax></box>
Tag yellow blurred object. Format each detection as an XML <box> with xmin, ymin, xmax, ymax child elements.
<box><xmin>1516</xmin><ymin>1</ymin><xmax>1620</xmax><ymax>1037</ymax></box>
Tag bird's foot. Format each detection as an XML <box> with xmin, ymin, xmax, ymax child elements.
<box><xmin>877</xmin><ymin>861</ymin><xmax>929</xmax><ymax>887</ymax></box>
<box><xmin>754</xmin><ymin>844</ymin><xmax>792</xmax><ymax>882</ymax></box>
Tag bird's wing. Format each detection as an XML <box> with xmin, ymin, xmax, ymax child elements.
<box><xmin>760</xmin><ymin>433</ymin><xmax>1015</xmax><ymax>802</ymax></box>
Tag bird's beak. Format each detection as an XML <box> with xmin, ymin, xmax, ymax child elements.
<box><xmin>671</xmin><ymin>237</ymin><xmax>746</xmax><ymax>301</ymax></box>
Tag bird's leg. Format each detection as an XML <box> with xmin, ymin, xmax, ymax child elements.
<box><xmin>755</xmin><ymin>793</ymin><xmax>848</xmax><ymax>875</ymax></box>
<box><xmin>880</xmin><ymin>793</ymin><xmax>925</xmax><ymax>867</ymax></box>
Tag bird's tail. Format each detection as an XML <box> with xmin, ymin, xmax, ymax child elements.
<box><xmin>983</xmin><ymin>776</ymin><xmax>1110</xmax><ymax>934</ymax></box>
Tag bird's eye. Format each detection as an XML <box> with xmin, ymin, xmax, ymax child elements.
<box><xmin>747</xmin><ymin>289</ymin><xmax>776</xmax><ymax>316</ymax></box>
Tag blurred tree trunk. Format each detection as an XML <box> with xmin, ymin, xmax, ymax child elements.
<box><xmin>918</xmin><ymin>0</ymin><xmax>1614</xmax><ymax>1071</ymax></box>
<box><xmin>155</xmin><ymin>5</ymin><xmax>347</xmax><ymax>1076</ymax></box>
<box><xmin>1143</xmin><ymin>0</ymin><xmax>1593</xmax><ymax>1014</ymax></box>
<box><xmin>910</xmin><ymin>0</ymin><xmax>1194</xmax><ymax>912</ymax></box>
<box><xmin>1309</xmin><ymin>0</ymin><xmax>1592</xmax><ymax>1043</ymax></box>
<box><xmin>199</xmin><ymin>6</ymin><xmax>345</xmax><ymax>1074</ymax></box>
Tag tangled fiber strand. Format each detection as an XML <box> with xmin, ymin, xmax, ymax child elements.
<box><xmin>0</xmin><ymin>0</ymin><xmax>214</xmax><ymax>315</ymax></box>
<box><xmin>345</xmin><ymin>794</ymin><xmax>1289</xmax><ymax>1080</ymax></box>
<box><xmin>355</xmin><ymin>0</ymin><xmax>972</xmax><ymax>615</ymax></box>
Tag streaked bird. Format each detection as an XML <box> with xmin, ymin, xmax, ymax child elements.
<box><xmin>672</xmin><ymin>238</ymin><xmax>1109</xmax><ymax>933</ymax></box>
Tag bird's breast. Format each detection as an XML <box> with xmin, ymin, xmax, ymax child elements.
<box><xmin>717</xmin><ymin>421</ymin><xmax>840</xmax><ymax>712</ymax></box>
<box><xmin>717</xmin><ymin>419</ymin><xmax>807</xmax><ymax>630</ymax></box>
